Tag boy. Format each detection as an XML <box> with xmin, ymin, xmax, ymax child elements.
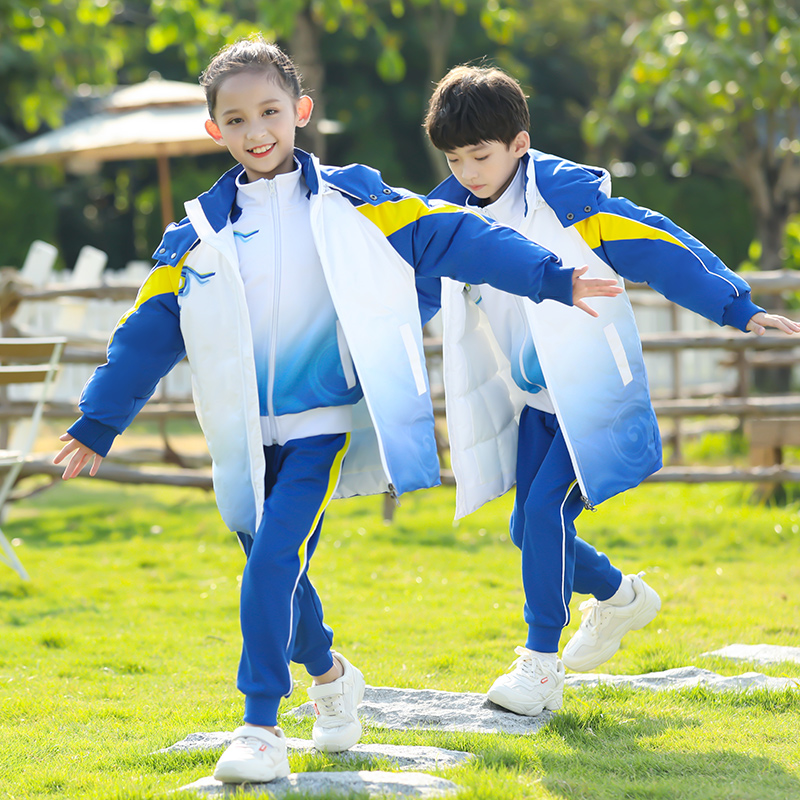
<box><xmin>423</xmin><ymin>64</ymin><xmax>800</xmax><ymax>716</ymax></box>
<box><xmin>54</xmin><ymin>38</ymin><xmax>620</xmax><ymax>783</ymax></box>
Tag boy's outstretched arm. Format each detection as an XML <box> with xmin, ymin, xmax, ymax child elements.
<box><xmin>746</xmin><ymin>311</ymin><xmax>800</xmax><ymax>336</ymax></box>
<box><xmin>572</xmin><ymin>266</ymin><xmax>623</xmax><ymax>317</ymax></box>
<box><xmin>54</xmin><ymin>433</ymin><xmax>103</xmax><ymax>479</ymax></box>
<box><xmin>576</xmin><ymin>195</ymin><xmax>800</xmax><ymax>335</ymax></box>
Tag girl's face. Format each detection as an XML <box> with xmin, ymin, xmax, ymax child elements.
<box><xmin>205</xmin><ymin>69</ymin><xmax>313</xmax><ymax>183</ymax></box>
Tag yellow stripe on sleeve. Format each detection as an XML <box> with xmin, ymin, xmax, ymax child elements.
<box><xmin>573</xmin><ymin>212</ymin><xmax>689</xmax><ymax>252</ymax></box>
<box><xmin>356</xmin><ymin>196</ymin><xmax>486</xmax><ymax>237</ymax></box>
<box><xmin>110</xmin><ymin>259</ymin><xmax>184</xmax><ymax>340</ymax></box>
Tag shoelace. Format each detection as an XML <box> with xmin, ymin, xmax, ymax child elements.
<box><xmin>509</xmin><ymin>646</ymin><xmax>552</xmax><ymax>678</ymax></box>
<box><xmin>577</xmin><ymin>597</ymin><xmax>603</xmax><ymax>632</ymax></box>
<box><xmin>578</xmin><ymin>571</ymin><xmax>645</xmax><ymax>633</ymax></box>
<box><xmin>315</xmin><ymin>693</ymin><xmax>345</xmax><ymax>718</ymax></box>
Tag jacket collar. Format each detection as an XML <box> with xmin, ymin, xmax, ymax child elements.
<box><xmin>427</xmin><ymin>148</ymin><xmax>610</xmax><ymax>228</ymax></box>
<box><xmin>153</xmin><ymin>149</ymin><xmax>324</xmax><ymax>265</ymax></box>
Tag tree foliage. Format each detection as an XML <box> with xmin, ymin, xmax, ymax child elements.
<box><xmin>587</xmin><ymin>0</ymin><xmax>800</xmax><ymax>271</ymax></box>
<box><xmin>0</xmin><ymin>0</ymin><xmax>768</xmax><ymax>277</ymax></box>
<box><xmin>0</xmin><ymin>1</ymin><xmax>151</xmax><ymax>133</ymax></box>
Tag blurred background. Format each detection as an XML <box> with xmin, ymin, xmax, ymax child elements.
<box><xmin>1</xmin><ymin>0</ymin><xmax>798</xmax><ymax>278</ymax></box>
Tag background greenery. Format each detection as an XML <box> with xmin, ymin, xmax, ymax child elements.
<box><xmin>1</xmin><ymin>1</ymin><xmax>798</xmax><ymax>276</ymax></box>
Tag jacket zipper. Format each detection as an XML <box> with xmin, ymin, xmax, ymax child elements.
<box><xmin>266</xmin><ymin>180</ymin><xmax>280</xmax><ymax>443</ymax></box>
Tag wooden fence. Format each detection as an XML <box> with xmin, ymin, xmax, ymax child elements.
<box><xmin>2</xmin><ymin>267</ymin><xmax>800</xmax><ymax>501</ymax></box>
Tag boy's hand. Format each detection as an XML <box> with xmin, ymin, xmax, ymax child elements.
<box><xmin>572</xmin><ymin>266</ymin><xmax>623</xmax><ymax>317</ymax></box>
<box><xmin>54</xmin><ymin>433</ymin><xmax>104</xmax><ymax>479</ymax></box>
<box><xmin>746</xmin><ymin>311</ymin><xmax>800</xmax><ymax>336</ymax></box>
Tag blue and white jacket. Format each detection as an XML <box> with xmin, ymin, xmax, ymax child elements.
<box><xmin>69</xmin><ymin>149</ymin><xmax>574</xmax><ymax>535</ymax></box>
<box><xmin>429</xmin><ymin>149</ymin><xmax>763</xmax><ymax>518</ymax></box>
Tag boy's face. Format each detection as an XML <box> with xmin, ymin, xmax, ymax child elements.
<box><xmin>204</xmin><ymin>70</ymin><xmax>312</xmax><ymax>183</ymax></box>
<box><xmin>443</xmin><ymin>132</ymin><xmax>529</xmax><ymax>203</ymax></box>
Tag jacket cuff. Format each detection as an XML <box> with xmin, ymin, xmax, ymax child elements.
<box><xmin>539</xmin><ymin>263</ymin><xmax>574</xmax><ymax>306</ymax></box>
<box><xmin>67</xmin><ymin>416</ymin><xmax>119</xmax><ymax>458</ymax></box>
<box><xmin>722</xmin><ymin>294</ymin><xmax>764</xmax><ymax>332</ymax></box>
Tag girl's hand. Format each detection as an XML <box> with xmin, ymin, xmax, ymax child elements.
<box><xmin>572</xmin><ymin>266</ymin><xmax>623</xmax><ymax>317</ymax></box>
<box><xmin>746</xmin><ymin>311</ymin><xmax>800</xmax><ymax>336</ymax></box>
<box><xmin>54</xmin><ymin>433</ymin><xmax>104</xmax><ymax>479</ymax></box>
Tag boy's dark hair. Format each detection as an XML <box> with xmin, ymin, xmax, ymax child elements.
<box><xmin>200</xmin><ymin>33</ymin><xmax>303</xmax><ymax>118</ymax></box>
<box><xmin>424</xmin><ymin>65</ymin><xmax>530</xmax><ymax>152</ymax></box>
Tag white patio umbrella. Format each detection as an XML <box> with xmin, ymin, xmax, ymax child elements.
<box><xmin>0</xmin><ymin>75</ymin><xmax>220</xmax><ymax>228</ymax></box>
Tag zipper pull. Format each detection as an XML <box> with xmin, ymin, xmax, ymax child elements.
<box><xmin>581</xmin><ymin>495</ymin><xmax>596</xmax><ymax>512</ymax></box>
<box><xmin>463</xmin><ymin>283</ymin><xmax>482</xmax><ymax>304</ymax></box>
<box><xmin>387</xmin><ymin>484</ymin><xmax>400</xmax><ymax>506</ymax></box>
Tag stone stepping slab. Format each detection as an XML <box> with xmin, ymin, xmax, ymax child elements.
<box><xmin>286</xmin><ymin>668</ymin><xmax>799</xmax><ymax>736</ymax></box>
<box><xmin>289</xmin><ymin>685</ymin><xmax>555</xmax><ymax>735</ymax></box>
<box><xmin>158</xmin><ymin>734</ymin><xmax>474</xmax><ymax>772</ymax></box>
<box><xmin>566</xmin><ymin>665</ymin><xmax>800</xmax><ymax>692</ymax></box>
<box><xmin>171</xmin><ymin>665</ymin><xmax>800</xmax><ymax>797</ymax></box>
<box><xmin>701</xmin><ymin>643</ymin><xmax>800</xmax><ymax>666</ymax></box>
<box><xmin>179</xmin><ymin>770</ymin><xmax>459</xmax><ymax>798</ymax></box>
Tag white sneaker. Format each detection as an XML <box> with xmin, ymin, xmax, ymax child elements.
<box><xmin>486</xmin><ymin>647</ymin><xmax>565</xmax><ymax>716</ymax></box>
<box><xmin>307</xmin><ymin>651</ymin><xmax>366</xmax><ymax>752</ymax></box>
<box><xmin>562</xmin><ymin>572</ymin><xmax>661</xmax><ymax>672</ymax></box>
<box><xmin>213</xmin><ymin>725</ymin><xmax>290</xmax><ymax>784</ymax></box>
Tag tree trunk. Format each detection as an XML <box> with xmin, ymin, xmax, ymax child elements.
<box><xmin>289</xmin><ymin>9</ymin><xmax>327</xmax><ymax>162</ymax></box>
<box><xmin>416</xmin><ymin>0</ymin><xmax>455</xmax><ymax>184</ymax></box>
<box><xmin>755</xmin><ymin>206</ymin><xmax>788</xmax><ymax>274</ymax></box>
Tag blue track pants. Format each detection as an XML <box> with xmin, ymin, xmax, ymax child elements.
<box><xmin>511</xmin><ymin>406</ymin><xmax>622</xmax><ymax>653</ymax></box>
<box><xmin>236</xmin><ymin>433</ymin><xmax>349</xmax><ymax>726</ymax></box>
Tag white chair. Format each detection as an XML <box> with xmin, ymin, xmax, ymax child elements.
<box><xmin>70</xmin><ymin>245</ymin><xmax>108</xmax><ymax>285</ymax></box>
<box><xmin>16</xmin><ymin>240</ymin><xmax>59</xmax><ymax>335</ymax></box>
<box><xmin>56</xmin><ymin>245</ymin><xmax>109</xmax><ymax>334</ymax></box>
<box><xmin>19</xmin><ymin>240</ymin><xmax>58</xmax><ymax>287</ymax></box>
<box><xmin>0</xmin><ymin>337</ymin><xmax>66</xmax><ymax>581</ymax></box>
<box><xmin>51</xmin><ymin>246</ymin><xmax>108</xmax><ymax>399</ymax></box>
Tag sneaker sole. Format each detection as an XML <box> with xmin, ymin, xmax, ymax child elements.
<box><xmin>313</xmin><ymin>719</ymin><xmax>362</xmax><ymax>753</ymax></box>
<box><xmin>486</xmin><ymin>685</ymin><xmax>563</xmax><ymax>717</ymax></box>
<box><xmin>214</xmin><ymin>758</ymin><xmax>291</xmax><ymax>784</ymax></box>
<box><xmin>562</xmin><ymin>588</ymin><xmax>662</xmax><ymax>672</ymax></box>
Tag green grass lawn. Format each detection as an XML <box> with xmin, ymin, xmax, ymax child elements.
<box><xmin>1</xmin><ymin>473</ymin><xmax>799</xmax><ymax>799</ymax></box>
